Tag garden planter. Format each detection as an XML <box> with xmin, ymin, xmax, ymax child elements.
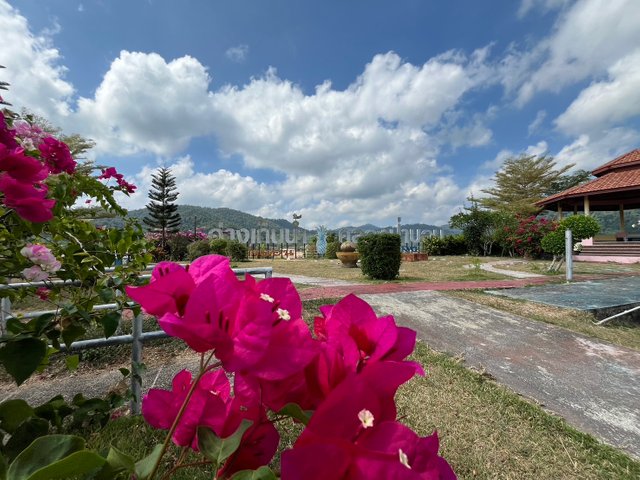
<box><xmin>336</xmin><ymin>251</ymin><xmax>359</xmax><ymax>268</ymax></box>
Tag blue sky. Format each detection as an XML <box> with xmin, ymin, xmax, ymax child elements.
<box><xmin>2</xmin><ymin>0</ymin><xmax>639</xmax><ymax>227</ymax></box>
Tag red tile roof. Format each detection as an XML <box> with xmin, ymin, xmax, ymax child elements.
<box><xmin>592</xmin><ymin>149</ymin><xmax>640</xmax><ymax>176</ymax></box>
<box><xmin>536</xmin><ymin>148</ymin><xmax>640</xmax><ymax>207</ymax></box>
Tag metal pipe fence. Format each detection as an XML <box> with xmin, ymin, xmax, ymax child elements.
<box><xmin>0</xmin><ymin>265</ymin><xmax>273</xmax><ymax>414</ymax></box>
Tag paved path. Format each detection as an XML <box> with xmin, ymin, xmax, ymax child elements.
<box><xmin>298</xmin><ymin>277</ymin><xmax>555</xmax><ymax>300</ymax></box>
<box><xmin>478</xmin><ymin>260</ymin><xmax>545</xmax><ymax>279</ymax></box>
<box><xmin>361</xmin><ymin>290</ymin><xmax>640</xmax><ymax>459</ymax></box>
<box><xmin>272</xmin><ymin>272</ymin><xmax>359</xmax><ymax>287</ymax></box>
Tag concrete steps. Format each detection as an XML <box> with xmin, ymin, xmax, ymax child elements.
<box><xmin>581</xmin><ymin>241</ymin><xmax>640</xmax><ymax>256</ymax></box>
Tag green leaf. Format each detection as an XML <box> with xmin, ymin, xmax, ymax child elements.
<box><xmin>26</xmin><ymin>315</ymin><xmax>55</xmax><ymax>337</ymax></box>
<box><xmin>3</xmin><ymin>419</ymin><xmax>49</xmax><ymax>463</ymax></box>
<box><xmin>0</xmin><ymin>338</ymin><xmax>47</xmax><ymax>385</ymax></box>
<box><xmin>64</xmin><ymin>355</ymin><xmax>79</xmax><ymax>371</ymax></box>
<box><xmin>0</xmin><ymin>400</ymin><xmax>34</xmax><ymax>434</ymax></box>
<box><xmin>92</xmin><ymin>445</ymin><xmax>135</xmax><ymax>480</ymax></box>
<box><xmin>231</xmin><ymin>466</ymin><xmax>277</xmax><ymax>480</ymax></box>
<box><xmin>23</xmin><ymin>450</ymin><xmax>104</xmax><ymax>480</ymax></box>
<box><xmin>100</xmin><ymin>312</ymin><xmax>120</xmax><ymax>339</ymax></box>
<box><xmin>6</xmin><ymin>435</ymin><xmax>103</xmax><ymax>480</ymax></box>
<box><xmin>276</xmin><ymin>403</ymin><xmax>313</xmax><ymax>425</ymax></box>
<box><xmin>5</xmin><ymin>319</ymin><xmax>25</xmax><ymax>335</ymax></box>
<box><xmin>118</xmin><ymin>368</ymin><xmax>130</xmax><ymax>377</ymax></box>
<box><xmin>61</xmin><ymin>324</ymin><xmax>85</xmax><ymax>349</ymax></box>
<box><xmin>133</xmin><ymin>444</ymin><xmax>163</xmax><ymax>480</ymax></box>
<box><xmin>197</xmin><ymin>419</ymin><xmax>253</xmax><ymax>467</ymax></box>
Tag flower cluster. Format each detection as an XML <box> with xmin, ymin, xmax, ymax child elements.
<box><xmin>20</xmin><ymin>243</ymin><xmax>62</xmax><ymax>281</ymax></box>
<box><xmin>0</xmin><ymin>113</ymin><xmax>56</xmax><ymax>222</ymax></box>
<box><xmin>504</xmin><ymin>215</ymin><xmax>555</xmax><ymax>258</ymax></box>
<box><xmin>127</xmin><ymin>255</ymin><xmax>455</xmax><ymax>479</ymax></box>
<box><xmin>98</xmin><ymin>166</ymin><xmax>136</xmax><ymax>193</ymax></box>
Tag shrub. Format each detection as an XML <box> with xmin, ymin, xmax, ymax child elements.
<box><xmin>541</xmin><ymin>214</ymin><xmax>600</xmax><ymax>257</ymax></box>
<box><xmin>505</xmin><ymin>216</ymin><xmax>555</xmax><ymax>259</ymax></box>
<box><xmin>226</xmin><ymin>240</ymin><xmax>248</xmax><ymax>261</ymax></box>
<box><xmin>560</xmin><ymin>214</ymin><xmax>600</xmax><ymax>240</ymax></box>
<box><xmin>187</xmin><ymin>239</ymin><xmax>211</xmax><ymax>261</ymax></box>
<box><xmin>325</xmin><ymin>240</ymin><xmax>341</xmax><ymax>259</ymax></box>
<box><xmin>357</xmin><ymin>233</ymin><xmax>401</xmax><ymax>280</ymax></box>
<box><xmin>421</xmin><ymin>235</ymin><xmax>466</xmax><ymax>255</ymax></box>
<box><xmin>210</xmin><ymin>238</ymin><xmax>230</xmax><ymax>255</ymax></box>
<box><xmin>166</xmin><ymin>233</ymin><xmax>191</xmax><ymax>261</ymax></box>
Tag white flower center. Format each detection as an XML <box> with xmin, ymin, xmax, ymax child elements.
<box><xmin>399</xmin><ymin>449</ymin><xmax>411</xmax><ymax>469</ymax></box>
<box><xmin>260</xmin><ymin>293</ymin><xmax>275</xmax><ymax>303</ymax></box>
<box><xmin>358</xmin><ymin>409</ymin><xmax>374</xmax><ymax>429</ymax></box>
<box><xmin>277</xmin><ymin>308</ymin><xmax>290</xmax><ymax>321</ymax></box>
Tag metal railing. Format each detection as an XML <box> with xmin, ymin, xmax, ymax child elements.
<box><xmin>0</xmin><ymin>265</ymin><xmax>273</xmax><ymax>414</ymax></box>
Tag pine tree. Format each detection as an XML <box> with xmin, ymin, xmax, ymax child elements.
<box><xmin>143</xmin><ymin>168</ymin><xmax>181</xmax><ymax>248</ymax></box>
<box><xmin>478</xmin><ymin>154</ymin><xmax>573</xmax><ymax>216</ymax></box>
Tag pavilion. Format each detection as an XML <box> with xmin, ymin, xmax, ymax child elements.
<box><xmin>535</xmin><ymin>148</ymin><xmax>640</xmax><ymax>263</ymax></box>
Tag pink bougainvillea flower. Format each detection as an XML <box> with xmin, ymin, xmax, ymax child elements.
<box><xmin>142</xmin><ymin>369</ymin><xmax>278</xmax><ymax>474</ymax></box>
<box><xmin>281</xmin><ymin>362</ymin><xmax>455</xmax><ymax>479</ymax></box>
<box><xmin>0</xmin><ymin>174</ymin><xmax>55</xmax><ymax>222</ymax></box>
<box><xmin>319</xmin><ymin>294</ymin><xmax>420</xmax><ymax>372</ymax></box>
<box><xmin>20</xmin><ymin>243</ymin><xmax>61</xmax><ymax>272</ymax></box>
<box><xmin>300</xmin><ymin>294</ymin><xmax>422</xmax><ymax>406</ymax></box>
<box><xmin>0</xmin><ymin>145</ymin><xmax>48</xmax><ymax>182</ymax></box>
<box><xmin>126</xmin><ymin>254</ymin><xmax>233</xmax><ymax>318</ymax></box>
<box><xmin>38</xmin><ymin>136</ymin><xmax>76</xmax><ymax>174</ymax></box>
<box><xmin>0</xmin><ymin>112</ymin><xmax>18</xmax><ymax>149</ymax></box>
<box><xmin>22</xmin><ymin>265</ymin><xmax>50</xmax><ymax>282</ymax></box>
<box><xmin>97</xmin><ymin>166</ymin><xmax>136</xmax><ymax>193</ymax></box>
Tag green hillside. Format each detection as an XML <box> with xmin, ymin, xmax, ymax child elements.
<box><xmin>96</xmin><ymin>205</ymin><xmax>301</xmax><ymax>232</ymax></box>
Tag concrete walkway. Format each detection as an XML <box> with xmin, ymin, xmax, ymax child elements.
<box><xmin>361</xmin><ymin>290</ymin><xmax>640</xmax><ymax>459</ymax></box>
<box><xmin>478</xmin><ymin>260</ymin><xmax>545</xmax><ymax>279</ymax></box>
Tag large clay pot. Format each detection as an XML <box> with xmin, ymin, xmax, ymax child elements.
<box><xmin>336</xmin><ymin>251</ymin><xmax>359</xmax><ymax>268</ymax></box>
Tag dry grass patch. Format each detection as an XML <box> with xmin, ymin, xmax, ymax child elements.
<box><xmin>242</xmin><ymin>256</ymin><xmax>509</xmax><ymax>283</ymax></box>
<box><xmin>398</xmin><ymin>343</ymin><xmax>640</xmax><ymax>479</ymax></box>
<box><xmin>446</xmin><ymin>291</ymin><xmax>640</xmax><ymax>351</ymax></box>
<box><xmin>492</xmin><ymin>259</ymin><xmax>640</xmax><ymax>277</ymax></box>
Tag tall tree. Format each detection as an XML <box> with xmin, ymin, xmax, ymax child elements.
<box><xmin>143</xmin><ymin>167</ymin><xmax>181</xmax><ymax>248</ymax></box>
<box><xmin>479</xmin><ymin>154</ymin><xmax>573</xmax><ymax>215</ymax></box>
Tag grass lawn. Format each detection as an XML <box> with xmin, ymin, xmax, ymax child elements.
<box><xmin>240</xmin><ymin>256</ymin><xmax>510</xmax><ymax>283</ymax></box>
<box><xmin>86</xmin><ymin>341</ymin><xmax>640</xmax><ymax>479</ymax></box>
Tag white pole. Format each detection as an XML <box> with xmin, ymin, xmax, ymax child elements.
<box><xmin>565</xmin><ymin>229</ymin><xmax>573</xmax><ymax>282</ymax></box>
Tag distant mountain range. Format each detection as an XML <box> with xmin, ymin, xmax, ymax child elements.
<box><xmin>96</xmin><ymin>205</ymin><xmax>454</xmax><ymax>234</ymax></box>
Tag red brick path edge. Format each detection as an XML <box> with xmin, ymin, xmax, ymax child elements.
<box><xmin>299</xmin><ymin>277</ymin><xmax>555</xmax><ymax>301</ymax></box>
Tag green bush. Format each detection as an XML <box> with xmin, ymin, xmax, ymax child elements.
<box><xmin>357</xmin><ymin>233</ymin><xmax>401</xmax><ymax>280</ymax></box>
<box><xmin>560</xmin><ymin>215</ymin><xmax>600</xmax><ymax>240</ymax></box>
<box><xmin>421</xmin><ymin>235</ymin><xmax>466</xmax><ymax>255</ymax></box>
<box><xmin>226</xmin><ymin>240</ymin><xmax>248</xmax><ymax>261</ymax></box>
<box><xmin>166</xmin><ymin>234</ymin><xmax>191</xmax><ymax>261</ymax></box>
<box><xmin>209</xmin><ymin>238</ymin><xmax>230</xmax><ymax>255</ymax></box>
<box><xmin>541</xmin><ymin>215</ymin><xmax>600</xmax><ymax>256</ymax></box>
<box><xmin>187</xmin><ymin>239</ymin><xmax>212</xmax><ymax>261</ymax></box>
<box><xmin>325</xmin><ymin>240</ymin><xmax>341</xmax><ymax>259</ymax></box>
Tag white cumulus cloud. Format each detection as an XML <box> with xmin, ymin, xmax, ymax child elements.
<box><xmin>555</xmin><ymin>50</ymin><xmax>640</xmax><ymax>135</ymax></box>
<box><xmin>225</xmin><ymin>44</ymin><xmax>249</xmax><ymax>63</ymax></box>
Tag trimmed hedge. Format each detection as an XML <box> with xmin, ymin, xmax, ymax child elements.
<box><xmin>357</xmin><ymin>233</ymin><xmax>401</xmax><ymax>280</ymax></box>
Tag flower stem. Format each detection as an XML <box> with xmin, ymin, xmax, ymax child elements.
<box><xmin>147</xmin><ymin>351</ymin><xmax>219</xmax><ymax>479</ymax></box>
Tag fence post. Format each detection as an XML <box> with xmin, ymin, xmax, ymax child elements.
<box><xmin>130</xmin><ymin>313</ymin><xmax>143</xmax><ymax>415</ymax></box>
<box><xmin>565</xmin><ymin>229</ymin><xmax>573</xmax><ymax>282</ymax></box>
<box><xmin>0</xmin><ymin>297</ymin><xmax>11</xmax><ymax>336</ymax></box>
